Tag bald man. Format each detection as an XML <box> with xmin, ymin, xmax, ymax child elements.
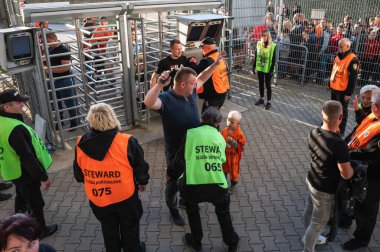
<box><xmin>329</xmin><ymin>38</ymin><xmax>359</xmax><ymax>135</ymax></box>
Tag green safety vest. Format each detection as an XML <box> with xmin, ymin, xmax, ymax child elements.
<box><xmin>256</xmin><ymin>41</ymin><xmax>276</xmax><ymax>74</ymax></box>
<box><xmin>184</xmin><ymin>125</ymin><xmax>227</xmax><ymax>189</ymax></box>
<box><xmin>0</xmin><ymin>116</ymin><xmax>52</xmax><ymax>181</ymax></box>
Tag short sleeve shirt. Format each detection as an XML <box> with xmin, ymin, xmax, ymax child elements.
<box><xmin>49</xmin><ymin>44</ymin><xmax>71</xmax><ymax>78</ymax></box>
<box><xmin>307</xmin><ymin>127</ymin><xmax>350</xmax><ymax>194</ymax></box>
<box><xmin>156</xmin><ymin>55</ymin><xmax>189</xmax><ymax>91</ymax></box>
<box><xmin>158</xmin><ymin>89</ymin><xmax>200</xmax><ymax>149</ymax></box>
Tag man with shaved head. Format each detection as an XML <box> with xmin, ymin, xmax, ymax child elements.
<box><xmin>303</xmin><ymin>100</ymin><xmax>354</xmax><ymax>252</ymax></box>
<box><xmin>329</xmin><ymin>38</ymin><xmax>359</xmax><ymax>135</ymax></box>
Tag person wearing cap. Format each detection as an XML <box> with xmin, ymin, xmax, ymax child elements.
<box><xmin>194</xmin><ymin>37</ymin><xmax>230</xmax><ymax>112</ymax></box>
<box><xmin>144</xmin><ymin>55</ymin><xmax>224</xmax><ymax>226</ymax></box>
<box><xmin>150</xmin><ymin>39</ymin><xmax>196</xmax><ymax>92</ymax></box>
<box><xmin>74</xmin><ymin>103</ymin><xmax>149</xmax><ymax>252</ymax></box>
<box><xmin>343</xmin><ymin>87</ymin><xmax>380</xmax><ymax>250</ymax></box>
<box><xmin>0</xmin><ymin>89</ymin><xmax>58</xmax><ymax>238</ymax></box>
<box><xmin>174</xmin><ymin>107</ymin><xmax>239</xmax><ymax>252</ymax></box>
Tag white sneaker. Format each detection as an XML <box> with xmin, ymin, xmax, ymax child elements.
<box><xmin>317</xmin><ymin>235</ymin><xmax>327</xmax><ymax>245</ymax></box>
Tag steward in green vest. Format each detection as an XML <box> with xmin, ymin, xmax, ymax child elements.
<box><xmin>0</xmin><ymin>89</ymin><xmax>58</xmax><ymax>238</ymax></box>
<box><xmin>253</xmin><ymin>29</ymin><xmax>277</xmax><ymax>110</ymax></box>
<box><xmin>176</xmin><ymin>107</ymin><xmax>239</xmax><ymax>252</ymax></box>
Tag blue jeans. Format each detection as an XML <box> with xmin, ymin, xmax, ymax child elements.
<box><xmin>50</xmin><ymin>78</ymin><xmax>77</xmax><ymax>125</ymax></box>
<box><xmin>303</xmin><ymin>178</ymin><xmax>335</xmax><ymax>252</ymax></box>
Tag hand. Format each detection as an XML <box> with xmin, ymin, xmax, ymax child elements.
<box><xmin>41</xmin><ymin>178</ymin><xmax>51</xmax><ymax>191</ymax></box>
<box><xmin>189</xmin><ymin>57</ymin><xmax>197</xmax><ymax>64</ymax></box>
<box><xmin>353</xmin><ymin>95</ymin><xmax>359</xmax><ymax>111</ymax></box>
<box><xmin>157</xmin><ymin>71</ymin><xmax>172</xmax><ymax>87</ymax></box>
<box><xmin>226</xmin><ymin>136</ymin><xmax>233</xmax><ymax>143</ymax></box>
<box><xmin>216</xmin><ymin>51</ymin><xmax>227</xmax><ymax>64</ymax></box>
<box><xmin>138</xmin><ymin>185</ymin><xmax>146</xmax><ymax>192</ymax></box>
<box><xmin>344</xmin><ymin>95</ymin><xmax>351</xmax><ymax>102</ymax></box>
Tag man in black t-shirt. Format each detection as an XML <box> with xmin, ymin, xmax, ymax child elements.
<box><xmin>150</xmin><ymin>39</ymin><xmax>195</xmax><ymax>91</ymax></box>
<box><xmin>303</xmin><ymin>100</ymin><xmax>353</xmax><ymax>252</ymax></box>
<box><xmin>46</xmin><ymin>33</ymin><xmax>77</xmax><ymax>130</ymax></box>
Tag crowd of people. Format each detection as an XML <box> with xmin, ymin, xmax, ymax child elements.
<box><xmin>240</xmin><ymin>2</ymin><xmax>380</xmax><ymax>86</ymax></box>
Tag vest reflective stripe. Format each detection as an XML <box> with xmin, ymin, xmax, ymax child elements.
<box><xmin>348</xmin><ymin>113</ymin><xmax>380</xmax><ymax>150</ymax></box>
<box><xmin>197</xmin><ymin>52</ymin><xmax>230</xmax><ymax>94</ymax></box>
<box><xmin>184</xmin><ymin>125</ymin><xmax>227</xmax><ymax>188</ymax></box>
<box><xmin>0</xmin><ymin>116</ymin><xmax>52</xmax><ymax>181</ymax></box>
<box><xmin>329</xmin><ymin>53</ymin><xmax>357</xmax><ymax>91</ymax></box>
<box><xmin>76</xmin><ymin>133</ymin><xmax>135</xmax><ymax>207</ymax></box>
<box><xmin>255</xmin><ymin>41</ymin><xmax>276</xmax><ymax>73</ymax></box>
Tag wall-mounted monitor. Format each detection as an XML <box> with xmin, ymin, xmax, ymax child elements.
<box><xmin>186</xmin><ymin>22</ymin><xmax>206</xmax><ymax>42</ymax></box>
<box><xmin>6</xmin><ymin>32</ymin><xmax>34</xmax><ymax>62</ymax></box>
<box><xmin>204</xmin><ymin>20</ymin><xmax>222</xmax><ymax>39</ymax></box>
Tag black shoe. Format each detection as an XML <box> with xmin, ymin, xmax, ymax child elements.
<box><xmin>170</xmin><ymin>209</ymin><xmax>185</xmax><ymax>226</ymax></box>
<box><xmin>68</xmin><ymin>121</ymin><xmax>78</xmax><ymax>132</ymax></box>
<box><xmin>254</xmin><ymin>99</ymin><xmax>264</xmax><ymax>106</ymax></box>
<box><xmin>342</xmin><ymin>239</ymin><xmax>367</xmax><ymax>250</ymax></box>
<box><xmin>265</xmin><ymin>103</ymin><xmax>271</xmax><ymax>110</ymax></box>
<box><xmin>338</xmin><ymin>220</ymin><xmax>352</xmax><ymax>229</ymax></box>
<box><xmin>0</xmin><ymin>182</ymin><xmax>12</xmax><ymax>191</ymax></box>
<box><xmin>0</xmin><ymin>193</ymin><xmax>12</xmax><ymax>201</ymax></box>
<box><xmin>183</xmin><ymin>233</ymin><xmax>202</xmax><ymax>251</ymax></box>
<box><xmin>178</xmin><ymin>198</ymin><xmax>186</xmax><ymax>209</ymax></box>
<box><xmin>40</xmin><ymin>224</ymin><xmax>58</xmax><ymax>239</ymax></box>
<box><xmin>139</xmin><ymin>241</ymin><xmax>146</xmax><ymax>252</ymax></box>
<box><xmin>228</xmin><ymin>244</ymin><xmax>238</xmax><ymax>252</ymax></box>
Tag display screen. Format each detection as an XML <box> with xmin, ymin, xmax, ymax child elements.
<box><xmin>11</xmin><ymin>35</ymin><xmax>32</xmax><ymax>60</ymax></box>
<box><xmin>187</xmin><ymin>26</ymin><xmax>205</xmax><ymax>42</ymax></box>
<box><xmin>205</xmin><ymin>23</ymin><xmax>221</xmax><ymax>39</ymax></box>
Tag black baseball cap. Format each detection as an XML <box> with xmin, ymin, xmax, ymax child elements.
<box><xmin>200</xmin><ymin>37</ymin><xmax>216</xmax><ymax>47</ymax></box>
<box><xmin>0</xmin><ymin>89</ymin><xmax>29</xmax><ymax>105</ymax></box>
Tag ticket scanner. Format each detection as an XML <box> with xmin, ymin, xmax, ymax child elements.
<box><xmin>175</xmin><ymin>13</ymin><xmax>229</xmax><ymax>61</ymax></box>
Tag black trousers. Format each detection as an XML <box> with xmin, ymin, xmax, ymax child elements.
<box><xmin>331</xmin><ymin>90</ymin><xmax>349</xmax><ymax>135</ymax></box>
<box><xmin>257</xmin><ymin>71</ymin><xmax>272</xmax><ymax>101</ymax></box>
<box><xmin>183</xmin><ymin>186</ymin><xmax>239</xmax><ymax>247</ymax></box>
<box><xmin>201</xmin><ymin>92</ymin><xmax>227</xmax><ymax>113</ymax></box>
<box><xmin>90</xmin><ymin>191</ymin><xmax>143</xmax><ymax>252</ymax></box>
<box><xmin>15</xmin><ymin>181</ymin><xmax>46</xmax><ymax>227</ymax></box>
<box><xmin>164</xmin><ymin>145</ymin><xmax>181</xmax><ymax>213</ymax></box>
<box><xmin>353</xmin><ymin>180</ymin><xmax>380</xmax><ymax>245</ymax></box>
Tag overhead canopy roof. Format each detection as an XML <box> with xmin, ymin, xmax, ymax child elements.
<box><xmin>22</xmin><ymin>0</ymin><xmax>223</xmax><ymax>23</ymax></box>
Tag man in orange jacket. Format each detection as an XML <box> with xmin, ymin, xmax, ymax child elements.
<box><xmin>329</xmin><ymin>38</ymin><xmax>359</xmax><ymax>135</ymax></box>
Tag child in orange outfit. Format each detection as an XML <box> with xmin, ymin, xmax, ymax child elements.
<box><xmin>221</xmin><ymin>111</ymin><xmax>246</xmax><ymax>194</ymax></box>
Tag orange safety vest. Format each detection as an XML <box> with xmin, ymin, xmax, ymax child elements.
<box><xmin>348</xmin><ymin>113</ymin><xmax>380</xmax><ymax>150</ymax></box>
<box><xmin>197</xmin><ymin>51</ymin><xmax>230</xmax><ymax>94</ymax></box>
<box><xmin>76</xmin><ymin>133</ymin><xmax>135</xmax><ymax>207</ymax></box>
<box><xmin>330</xmin><ymin>52</ymin><xmax>357</xmax><ymax>91</ymax></box>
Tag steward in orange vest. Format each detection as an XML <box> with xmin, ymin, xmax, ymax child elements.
<box><xmin>194</xmin><ymin>37</ymin><xmax>230</xmax><ymax>112</ymax></box>
<box><xmin>329</xmin><ymin>38</ymin><xmax>359</xmax><ymax>135</ymax></box>
<box><xmin>343</xmin><ymin>88</ymin><xmax>380</xmax><ymax>250</ymax></box>
<box><xmin>74</xmin><ymin>103</ymin><xmax>149</xmax><ymax>252</ymax></box>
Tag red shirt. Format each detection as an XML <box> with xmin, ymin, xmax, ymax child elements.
<box><xmin>364</xmin><ymin>39</ymin><xmax>380</xmax><ymax>61</ymax></box>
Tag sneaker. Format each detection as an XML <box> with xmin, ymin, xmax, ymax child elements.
<box><xmin>316</xmin><ymin>235</ymin><xmax>327</xmax><ymax>245</ymax></box>
<box><xmin>40</xmin><ymin>224</ymin><xmax>58</xmax><ymax>239</ymax></box>
<box><xmin>0</xmin><ymin>193</ymin><xmax>12</xmax><ymax>201</ymax></box>
<box><xmin>139</xmin><ymin>241</ymin><xmax>146</xmax><ymax>252</ymax></box>
<box><xmin>0</xmin><ymin>182</ymin><xmax>12</xmax><ymax>191</ymax></box>
<box><xmin>228</xmin><ymin>184</ymin><xmax>236</xmax><ymax>195</ymax></box>
<box><xmin>254</xmin><ymin>99</ymin><xmax>264</xmax><ymax>106</ymax></box>
<box><xmin>170</xmin><ymin>209</ymin><xmax>185</xmax><ymax>226</ymax></box>
<box><xmin>342</xmin><ymin>239</ymin><xmax>367</xmax><ymax>250</ymax></box>
<box><xmin>183</xmin><ymin>233</ymin><xmax>202</xmax><ymax>251</ymax></box>
<box><xmin>265</xmin><ymin>103</ymin><xmax>271</xmax><ymax>110</ymax></box>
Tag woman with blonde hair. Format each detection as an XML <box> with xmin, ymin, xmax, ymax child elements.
<box><xmin>74</xmin><ymin>103</ymin><xmax>150</xmax><ymax>252</ymax></box>
<box><xmin>253</xmin><ymin>29</ymin><xmax>277</xmax><ymax>110</ymax></box>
